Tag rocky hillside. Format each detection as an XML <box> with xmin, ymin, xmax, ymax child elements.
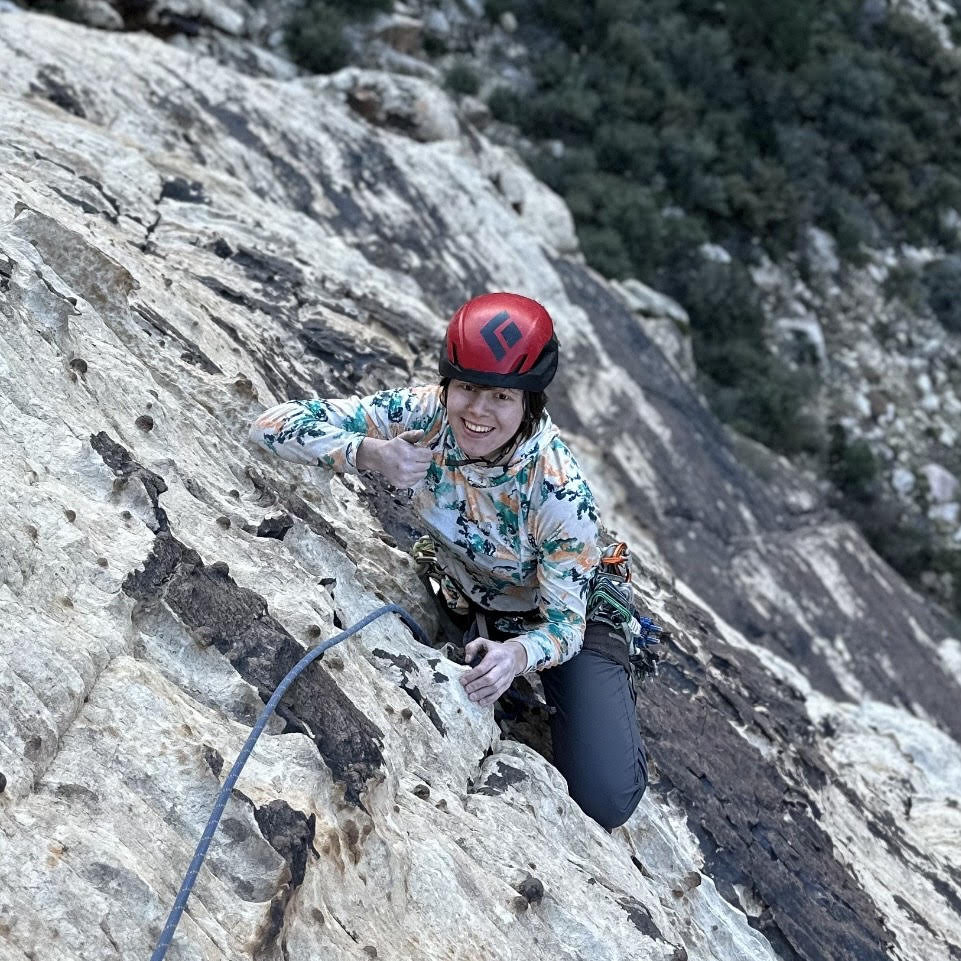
<box><xmin>2</xmin><ymin>8</ymin><xmax>961</xmax><ymax>961</ymax></box>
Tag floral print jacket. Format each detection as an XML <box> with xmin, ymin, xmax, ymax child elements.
<box><xmin>249</xmin><ymin>385</ymin><xmax>601</xmax><ymax>672</ymax></box>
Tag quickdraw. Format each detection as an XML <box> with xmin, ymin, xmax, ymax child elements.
<box><xmin>588</xmin><ymin>541</ymin><xmax>668</xmax><ymax>681</ymax></box>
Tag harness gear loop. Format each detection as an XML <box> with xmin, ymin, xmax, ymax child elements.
<box><xmin>587</xmin><ymin>540</ymin><xmax>668</xmax><ymax>682</ymax></box>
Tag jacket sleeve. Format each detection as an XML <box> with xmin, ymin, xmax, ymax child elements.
<box><xmin>248</xmin><ymin>386</ymin><xmax>442</xmax><ymax>474</ymax></box>
<box><xmin>514</xmin><ymin>471</ymin><xmax>601</xmax><ymax>672</ymax></box>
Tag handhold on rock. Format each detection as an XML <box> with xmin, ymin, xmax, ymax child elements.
<box><xmin>510</xmin><ymin>895</ymin><xmax>530</xmax><ymax>913</ymax></box>
<box><xmin>514</xmin><ymin>874</ymin><xmax>544</xmax><ymax>906</ymax></box>
<box><xmin>135</xmin><ymin>414</ymin><xmax>154</xmax><ymax>431</ymax></box>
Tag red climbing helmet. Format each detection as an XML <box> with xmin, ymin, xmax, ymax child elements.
<box><xmin>439</xmin><ymin>292</ymin><xmax>559</xmax><ymax>391</ymax></box>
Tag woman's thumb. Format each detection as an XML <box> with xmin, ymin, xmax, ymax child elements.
<box><xmin>397</xmin><ymin>429</ymin><xmax>425</xmax><ymax>444</ymax></box>
<box><xmin>464</xmin><ymin>637</ymin><xmax>489</xmax><ymax>666</ymax></box>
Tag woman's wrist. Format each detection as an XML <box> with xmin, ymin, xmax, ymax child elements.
<box><xmin>507</xmin><ymin>639</ymin><xmax>528</xmax><ymax>674</ymax></box>
<box><xmin>356</xmin><ymin>437</ymin><xmax>383</xmax><ymax>473</ymax></box>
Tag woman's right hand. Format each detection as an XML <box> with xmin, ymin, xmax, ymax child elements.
<box><xmin>357</xmin><ymin>429</ymin><xmax>434</xmax><ymax>487</ymax></box>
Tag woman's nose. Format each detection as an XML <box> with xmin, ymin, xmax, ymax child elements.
<box><xmin>467</xmin><ymin>393</ymin><xmax>494</xmax><ymax>417</ymax></box>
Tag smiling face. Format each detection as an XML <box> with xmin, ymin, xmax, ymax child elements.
<box><xmin>446</xmin><ymin>379</ymin><xmax>526</xmax><ymax>460</ymax></box>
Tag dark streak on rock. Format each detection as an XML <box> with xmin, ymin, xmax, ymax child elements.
<box><xmin>197</xmin><ymin>275</ymin><xmax>289</xmax><ymax>322</ymax></box>
<box><xmin>893</xmin><ymin>896</ymin><xmax>961</xmax><ymax>960</ymax></box>
<box><xmin>202</xmin><ymin>745</ymin><xmax>224</xmax><ymax>778</ymax></box>
<box><xmin>49</xmin><ymin>186</ymin><xmax>118</xmax><ymax>223</ymax></box>
<box><xmin>251</xmin><ymin>893</ymin><xmax>288</xmax><ymax>957</ymax></box>
<box><xmin>132</xmin><ymin>303</ymin><xmax>222</xmax><ymax>375</ymax></box>
<box><xmin>838</xmin><ymin>781</ymin><xmax>961</xmax><ymax>926</ymax></box>
<box><xmin>30</xmin><ymin>153</ymin><xmax>122</xmax><ymax>224</ymax></box>
<box><xmin>30</xmin><ymin>67</ymin><xmax>86</xmax><ymax>118</ymax></box>
<box><xmin>317</xmin><ymin>138</ymin><xmax>499</xmax><ymax>307</ymax></box>
<box><xmin>252</xmin><ymin>513</ymin><xmax>294</xmax><ymax>540</ymax></box>
<box><xmin>617</xmin><ymin>896</ymin><xmax>662</xmax><ymax>940</ymax></box>
<box><xmin>203</xmin><ymin>99</ymin><xmax>314</xmax><ymax>214</ymax></box>
<box><xmin>208</xmin><ymin>237</ymin><xmax>233</xmax><ymax>259</ymax></box>
<box><xmin>472</xmin><ymin>760</ymin><xmax>526</xmax><ymax>797</ymax></box>
<box><xmin>160</xmin><ymin>177</ymin><xmax>207</xmax><ymax>204</ymax></box>
<box><xmin>90</xmin><ymin>431</ymin><xmax>169</xmax><ymax>532</ymax></box>
<box><xmin>370</xmin><ymin>648</ymin><xmax>418</xmax><ymax>676</ymax></box>
<box><xmin>370</xmin><ymin>648</ymin><xmax>446</xmax><ymax>735</ymax></box>
<box><xmin>254</xmin><ymin>799</ymin><xmax>316</xmax><ymax>888</ymax></box>
<box><xmin>123</xmin><ymin>533</ymin><xmax>384</xmax><ymax>804</ymax></box>
<box><xmin>98</xmin><ymin>439</ymin><xmax>385</xmax><ymax>805</ymax></box>
<box><xmin>639</xmin><ymin>630</ymin><xmax>892</xmax><ymax>961</ymax></box>
<box><xmin>230</xmin><ymin>245</ymin><xmax>305</xmax><ymax>298</ymax></box>
<box><xmin>54</xmin><ymin>782</ymin><xmax>99</xmax><ymax>804</ymax></box>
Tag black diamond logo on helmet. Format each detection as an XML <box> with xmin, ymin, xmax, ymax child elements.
<box><xmin>481</xmin><ymin>311</ymin><xmax>522</xmax><ymax>360</ymax></box>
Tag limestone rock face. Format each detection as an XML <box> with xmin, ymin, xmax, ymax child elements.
<box><xmin>611</xmin><ymin>278</ymin><xmax>695</xmax><ymax>383</ymax></box>
<box><xmin>1</xmin><ymin>10</ymin><xmax>961</xmax><ymax>961</ymax></box>
<box><xmin>323</xmin><ymin>67</ymin><xmax>461</xmax><ymax>142</ymax></box>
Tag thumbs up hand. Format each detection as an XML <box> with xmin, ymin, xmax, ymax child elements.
<box><xmin>357</xmin><ymin>429</ymin><xmax>434</xmax><ymax>488</ymax></box>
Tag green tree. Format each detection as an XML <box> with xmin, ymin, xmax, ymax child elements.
<box><xmin>923</xmin><ymin>257</ymin><xmax>961</xmax><ymax>333</ymax></box>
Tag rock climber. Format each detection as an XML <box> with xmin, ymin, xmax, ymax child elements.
<box><xmin>248</xmin><ymin>292</ymin><xmax>647</xmax><ymax>829</ymax></box>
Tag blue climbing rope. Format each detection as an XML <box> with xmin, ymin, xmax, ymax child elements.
<box><xmin>150</xmin><ymin>603</ymin><xmax>428</xmax><ymax>961</ymax></box>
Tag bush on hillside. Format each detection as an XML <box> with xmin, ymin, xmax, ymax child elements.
<box><xmin>286</xmin><ymin>2</ymin><xmax>350</xmax><ymax>73</ymax></box>
<box><xmin>826</xmin><ymin>425</ymin><xmax>880</xmax><ymax>504</ymax></box>
<box><xmin>882</xmin><ymin>262</ymin><xmax>926</xmax><ymax>313</ymax></box>
<box><xmin>923</xmin><ymin>256</ymin><xmax>961</xmax><ymax>333</ymax></box>
<box><xmin>478</xmin><ymin>0</ymin><xmax>961</xmax><ymax>458</ymax></box>
<box><xmin>285</xmin><ymin>0</ymin><xmax>392</xmax><ymax>74</ymax></box>
<box><xmin>445</xmin><ymin>62</ymin><xmax>481</xmax><ymax>96</ymax></box>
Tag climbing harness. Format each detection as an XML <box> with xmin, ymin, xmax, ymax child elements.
<box><xmin>416</xmin><ymin>534</ymin><xmax>667</xmax><ymax>683</ymax></box>
<box><xmin>150</xmin><ymin>604</ymin><xmax>428</xmax><ymax>961</ymax></box>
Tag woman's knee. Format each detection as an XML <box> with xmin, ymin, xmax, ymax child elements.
<box><xmin>569</xmin><ymin>760</ymin><xmax>648</xmax><ymax>830</ymax></box>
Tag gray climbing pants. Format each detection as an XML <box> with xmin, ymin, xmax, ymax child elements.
<box><xmin>456</xmin><ymin>610</ymin><xmax>648</xmax><ymax>830</ymax></box>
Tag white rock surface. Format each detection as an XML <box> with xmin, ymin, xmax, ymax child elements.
<box><xmin>322</xmin><ymin>66</ymin><xmax>462</xmax><ymax>142</ymax></box>
<box><xmin>1</xmin><ymin>12</ymin><xmax>960</xmax><ymax>961</ymax></box>
<box><xmin>612</xmin><ymin>278</ymin><xmax>696</xmax><ymax>383</ymax></box>
<box><xmin>921</xmin><ymin>462</ymin><xmax>959</xmax><ymax>503</ymax></box>
<box><xmin>479</xmin><ymin>144</ymin><xmax>581</xmax><ymax>255</ymax></box>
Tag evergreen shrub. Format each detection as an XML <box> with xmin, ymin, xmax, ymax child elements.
<box><xmin>286</xmin><ymin>2</ymin><xmax>350</xmax><ymax>73</ymax></box>
<box><xmin>923</xmin><ymin>256</ymin><xmax>961</xmax><ymax>333</ymax></box>
<box><xmin>286</xmin><ymin>0</ymin><xmax>392</xmax><ymax>74</ymax></box>
<box><xmin>445</xmin><ymin>63</ymin><xmax>481</xmax><ymax>96</ymax></box>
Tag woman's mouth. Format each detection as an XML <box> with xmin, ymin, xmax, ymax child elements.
<box><xmin>463</xmin><ymin>419</ymin><xmax>494</xmax><ymax>435</ymax></box>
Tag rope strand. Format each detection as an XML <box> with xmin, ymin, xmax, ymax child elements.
<box><xmin>150</xmin><ymin>604</ymin><xmax>428</xmax><ymax>961</ymax></box>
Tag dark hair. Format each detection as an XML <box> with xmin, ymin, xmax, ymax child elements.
<box><xmin>439</xmin><ymin>377</ymin><xmax>548</xmax><ymax>461</ymax></box>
